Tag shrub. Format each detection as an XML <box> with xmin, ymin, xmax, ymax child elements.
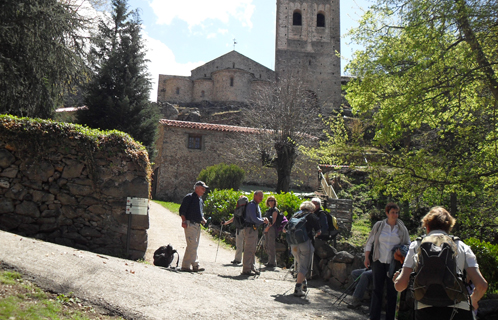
<box><xmin>204</xmin><ymin>190</ymin><xmax>304</xmax><ymax>229</ymax></box>
<box><xmin>266</xmin><ymin>192</ymin><xmax>302</xmax><ymax>217</ymax></box>
<box><xmin>203</xmin><ymin>189</ymin><xmax>245</xmax><ymax>226</ymax></box>
<box><xmin>197</xmin><ymin>163</ymin><xmax>245</xmax><ymax>191</ymax></box>
<box><xmin>464</xmin><ymin>237</ymin><xmax>498</xmax><ymax>294</ymax></box>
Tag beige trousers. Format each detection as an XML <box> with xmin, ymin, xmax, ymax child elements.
<box><xmin>182</xmin><ymin>221</ymin><xmax>200</xmax><ymax>269</ymax></box>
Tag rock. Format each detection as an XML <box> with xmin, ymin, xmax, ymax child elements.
<box><xmin>315</xmin><ymin>238</ymin><xmax>338</xmax><ymax>259</ymax></box>
<box><xmin>160</xmin><ymin>102</ymin><xmax>179</xmax><ymax>120</ymax></box>
<box><xmin>80</xmin><ymin>227</ymin><xmax>102</xmax><ymax>238</ymax></box>
<box><xmin>0</xmin><ymin>214</ymin><xmax>22</xmax><ymax>230</ymax></box>
<box><xmin>0</xmin><ymin>198</ymin><xmax>14</xmax><ymax>213</ymax></box>
<box><xmin>1</xmin><ymin>167</ymin><xmax>18</xmax><ymax>178</ymax></box>
<box><xmin>332</xmin><ymin>251</ymin><xmax>355</xmax><ymax>263</ymax></box>
<box><xmin>0</xmin><ymin>150</ymin><xmax>15</xmax><ymax>168</ymax></box>
<box><xmin>15</xmin><ymin>201</ymin><xmax>40</xmax><ymax>218</ymax></box>
<box><xmin>62</xmin><ymin>160</ymin><xmax>85</xmax><ymax>179</ymax></box>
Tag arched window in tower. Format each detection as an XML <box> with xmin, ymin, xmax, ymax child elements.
<box><xmin>230</xmin><ymin>77</ymin><xmax>234</xmax><ymax>87</ymax></box>
<box><xmin>293</xmin><ymin>10</ymin><xmax>302</xmax><ymax>26</ymax></box>
<box><xmin>317</xmin><ymin>13</ymin><xmax>325</xmax><ymax>27</ymax></box>
<box><xmin>176</xmin><ymin>87</ymin><xmax>180</xmax><ymax>95</ymax></box>
<box><xmin>201</xmin><ymin>90</ymin><xmax>205</xmax><ymax>98</ymax></box>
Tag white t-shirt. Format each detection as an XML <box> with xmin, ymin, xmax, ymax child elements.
<box><xmin>403</xmin><ymin>230</ymin><xmax>478</xmax><ymax>310</ymax></box>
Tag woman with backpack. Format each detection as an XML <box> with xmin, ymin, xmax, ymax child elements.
<box><xmin>364</xmin><ymin>203</ymin><xmax>410</xmax><ymax>320</ymax></box>
<box><xmin>284</xmin><ymin>201</ymin><xmax>321</xmax><ymax>297</ymax></box>
<box><xmin>263</xmin><ymin>196</ymin><xmax>282</xmax><ymax>268</ymax></box>
<box><xmin>393</xmin><ymin>207</ymin><xmax>488</xmax><ymax>320</ymax></box>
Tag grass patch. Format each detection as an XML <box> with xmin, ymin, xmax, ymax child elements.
<box><xmin>0</xmin><ymin>269</ymin><xmax>123</xmax><ymax>319</ymax></box>
<box><xmin>153</xmin><ymin>200</ymin><xmax>180</xmax><ymax>213</ymax></box>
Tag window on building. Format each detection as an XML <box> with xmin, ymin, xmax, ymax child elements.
<box><xmin>201</xmin><ymin>90</ymin><xmax>205</xmax><ymax>98</ymax></box>
<box><xmin>317</xmin><ymin>13</ymin><xmax>325</xmax><ymax>27</ymax></box>
<box><xmin>293</xmin><ymin>11</ymin><xmax>302</xmax><ymax>26</ymax></box>
<box><xmin>176</xmin><ymin>87</ymin><xmax>180</xmax><ymax>95</ymax></box>
<box><xmin>233</xmin><ymin>62</ymin><xmax>235</xmax><ymax>68</ymax></box>
<box><xmin>230</xmin><ymin>77</ymin><xmax>234</xmax><ymax>87</ymax></box>
<box><xmin>188</xmin><ymin>135</ymin><xmax>202</xmax><ymax>149</ymax></box>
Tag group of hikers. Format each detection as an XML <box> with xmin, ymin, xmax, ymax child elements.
<box><xmin>178</xmin><ymin>180</ymin><xmax>488</xmax><ymax>320</ymax></box>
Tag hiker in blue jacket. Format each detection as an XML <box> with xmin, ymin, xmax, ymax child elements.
<box><xmin>241</xmin><ymin>191</ymin><xmax>268</xmax><ymax>275</ymax></box>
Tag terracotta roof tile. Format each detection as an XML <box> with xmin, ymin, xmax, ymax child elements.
<box><xmin>159</xmin><ymin>119</ymin><xmax>262</xmax><ymax>134</ymax></box>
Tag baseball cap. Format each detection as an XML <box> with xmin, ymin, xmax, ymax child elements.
<box><xmin>194</xmin><ymin>181</ymin><xmax>209</xmax><ymax>189</ymax></box>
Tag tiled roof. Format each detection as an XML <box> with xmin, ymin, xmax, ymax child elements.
<box><xmin>159</xmin><ymin>119</ymin><xmax>262</xmax><ymax>134</ymax></box>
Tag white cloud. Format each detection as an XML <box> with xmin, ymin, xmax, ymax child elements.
<box><xmin>149</xmin><ymin>0</ymin><xmax>255</xmax><ymax>29</ymax></box>
<box><xmin>218</xmin><ymin>28</ymin><xmax>229</xmax><ymax>35</ymax></box>
<box><xmin>207</xmin><ymin>33</ymin><xmax>217</xmax><ymax>39</ymax></box>
<box><xmin>142</xmin><ymin>32</ymin><xmax>204</xmax><ymax>102</ymax></box>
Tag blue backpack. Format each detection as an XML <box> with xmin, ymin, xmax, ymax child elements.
<box><xmin>285</xmin><ymin>211</ymin><xmax>310</xmax><ymax>245</ymax></box>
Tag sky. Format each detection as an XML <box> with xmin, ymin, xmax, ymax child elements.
<box><xmin>123</xmin><ymin>0</ymin><xmax>373</xmax><ymax>102</ymax></box>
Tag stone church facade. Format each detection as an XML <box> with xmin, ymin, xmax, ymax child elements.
<box><xmin>157</xmin><ymin>0</ymin><xmax>341</xmax><ymax>111</ymax></box>
<box><xmin>157</xmin><ymin>51</ymin><xmax>275</xmax><ymax>104</ymax></box>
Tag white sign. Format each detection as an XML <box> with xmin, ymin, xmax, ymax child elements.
<box><xmin>126</xmin><ymin>197</ymin><xmax>149</xmax><ymax>215</ymax></box>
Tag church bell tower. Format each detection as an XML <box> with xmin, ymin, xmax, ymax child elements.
<box><xmin>275</xmin><ymin>0</ymin><xmax>341</xmax><ymax>112</ymax></box>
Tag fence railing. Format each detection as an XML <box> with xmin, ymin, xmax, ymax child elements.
<box><xmin>319</xmin><ymin>168</ymin><xmax>338</xmax><ymax>199</ymax></box>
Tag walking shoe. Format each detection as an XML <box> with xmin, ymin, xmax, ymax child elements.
<box><xmin>192</xmin><ymin>266</ymin><xmax>205</xmax><ymax>272</ymax></box>
<box><xmin>241</xmin><ymin>270</ymin><xmax>258</xmax><ymax>276</ymax></box>
<box><xmin>251</xmin><ymin>268</ymin><xmax>260</xmax><ymax>275</ymax></box>
<box><xmin>302</xmin><ymin>281</ymin><xmax>308</xmax><ymax>292</ymax></box>
<box><xmin>231</xmin><ymin>260</ymin><xmax>241</xmax><ymax>264</ymax></box>
<box><xmin>180</xmin><ymin>268</ymin><xmax>191</xmax><ymax>272</ymax></box>
<box><xmin>294</xmin><ymin>284</ymin><xmax>305</xmax><ymax>297</ymax></box>
<box><xmin>265</xmin><ymin>264</ymin><xmax>276</xmax><ymax>268</ymax></box>
<box><xmin>347</xmin><ymin>297</ymin><xmax>362</xmax><ymax>309</ymax></box>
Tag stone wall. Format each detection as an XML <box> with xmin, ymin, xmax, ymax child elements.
<box><xmin>0</xmin><ymin>116</ymin><xmax>151</xmax><ymax>260</ymax></box>
<box><xmin>154</xmin><ymin>120</ymin><xmax>319</xmax><ymax>202</ymax></box>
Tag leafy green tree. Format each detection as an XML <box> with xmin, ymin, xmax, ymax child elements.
<box><xmin>0</xmin><ymin>0</ymin><xmax>90</xmax><ymax>118</ymax></box>
<box><xmin>78</xmin><ymin>0</ymin><xmax>159</xmax><ymax>156</ymax></box>
<box><xmin>326</xmin><ymin>0</ymin><xmax>498</xmax><ymax>198</ymax></box>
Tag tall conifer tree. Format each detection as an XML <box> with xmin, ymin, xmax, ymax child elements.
<box><xmin>79</xmin><ymin>0</ymin><xmax>159</xmax><ymax>156</ymax></box>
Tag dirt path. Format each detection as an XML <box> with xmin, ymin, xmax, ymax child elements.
<box><xmin>140</xmin><ymin>201</ymin><xmax>365</xmax><ymax>319</ymax></box>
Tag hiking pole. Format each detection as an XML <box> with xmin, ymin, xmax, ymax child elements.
<box><xmin>255</xmin><ymin>231</ymin><xmax>265</xmax><ymax>275</ymax></box>
<box><xmin>215</xmin><ymin>220</ymin><xmax>224</xmax><ymax>262</ymax></box>
<box><xmin>333</xmin><ymin>273</ymin><xmax>361</xmax><ymax>305</ymax></box>
<box><xmin>305</xmin><ymin>246</ymin><xmax>315</xmax><ymax>298</ymax></box>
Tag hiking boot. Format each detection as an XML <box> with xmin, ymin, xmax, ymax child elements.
<box><xmin>265</xmin><ymin>264</ymin><xmax>276</xmax><ymax>269</ymax></box>
<box><xmin>192</xmin><ymin>266</ymin><xmax>205</xmax><ymax>272</ymax></box>
<box><xmin>231</xmin><ymin>260</ymin><xmax>241</xmax><ymax>264</ymax></box>
<box><xmin>251</xmin><ymin>268</ymin><xmax>260</xmax><ymax>275</ymax></box>
<box><xmin>347</xmin><ymin>297</ymin><xmax>362</xmax><ymax>309</ymax></box>
<box><xmin>294</xmin><ymin>284</ymin><xmax>305</xmax><ymax>297</ymax></box>
<box><xmin>180</xmin><ymin>268</ymin><xmax>191</xmax><ymax>272</ymax></box>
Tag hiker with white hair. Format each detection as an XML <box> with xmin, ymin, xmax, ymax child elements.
<box><xmin>284</xmin><ymin>201</ymin><xmax>321</xmax><ymax>297</ymax></box>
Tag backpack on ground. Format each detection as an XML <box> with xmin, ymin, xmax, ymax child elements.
<box><xmin>153</xmin><ymin>244</ymin><xmax>179</xmax><ymax>269</ymax></box>
<box><xmin>285</xmin><ymin>211</ymin><xmax>310</xmax><ymax>245</ymax></box>
<box><xmin>232</xmin><ymin>196</ymin><xmax>249</xmax><ymax>229</ymax></box>
<box><xmin>412</xmin><ymin>234</ymin><xmax>469</xmax><ymax>307</ymax></box>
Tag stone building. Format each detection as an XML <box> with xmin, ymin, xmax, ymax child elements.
<box><xmin>275</xmin><ymin>0</ymin><xmax>341</xmax><ymax>111</ymax></box>
<box><xmin>157</xmin><ymin>51</ymin><xmax>275</xmax><ymax>104</ymax></box>
<box><xmin>153</xmin><ymin>119</ymin><xmax>319</xmax><ymax>202</ymax></box>
<box><xmin>157</xmin><ymin>0</ymin><xmax>341</xmax><ymax>111</ymax></box>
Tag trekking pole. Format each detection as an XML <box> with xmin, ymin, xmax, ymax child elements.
<box><xmin>214</xmin><ymin>220</ymin><xmax>224</xmax><ymax>262</ymax></box>
<box><xmin>255</xmin><ymin>231</ymin><xmax>265</xmax><ymax>275</ymax></box>
<box><xmin>333</xmin><ymin>273</ymin><xmax>361</xmax><ymax>305</ymax></box>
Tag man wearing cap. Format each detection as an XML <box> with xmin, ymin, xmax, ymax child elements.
<box><xmin>179</xmin><ymin>181</ymin><xmax>208</xmax><ymax>272</ymax></box>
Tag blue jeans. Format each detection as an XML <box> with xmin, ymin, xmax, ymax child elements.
<box><xmin>351</xmin><ymin>268</ymin><xmax>373</xmax><ymax>300</ymax></box>
<box><xmin>370</xmin><ymin>260</ymin><xmax>397</xmax><ymax>320</ymax></box>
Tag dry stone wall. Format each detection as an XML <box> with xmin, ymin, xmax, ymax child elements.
<box><xmin>0</xmin><ymin>117</ymin><xmax>151</xmax><ymax>260</ymax></box>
